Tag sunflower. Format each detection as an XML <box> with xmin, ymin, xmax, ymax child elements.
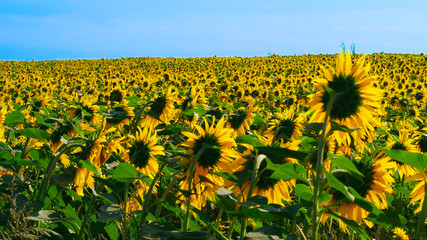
<box><xmin>233</xmin><ymin>140</ymin><xmax>295</xmax><ymax>206</ymax></box>
<box><xmin>392</xmin><ymin>227</ymin><xmax>410</xmax><ymax>240</ymax></box>
<box><xmin>73</xmin><ymin>127</ymin><xmax>124</xmax><ymax>196</ymax></box>
<box><xmin>321</xmin><ymin>156</ymin><xmax>395</xmax><ymax>231</ymax></box>
<box><xmin>407</xmin><ymin>169</ymin><xmax>427</xmax><ymax>218</ymax></box>
<box><xmin>141</xmin><ymin>88</ymin><xmax>177</xmax><ymax>128</ymax></box>
<box><xmin>67</xmin><ymin>96</ymin><xmax>103</xmax><ymax>133</ymax></box>
<box><xmin>122</xmin><ymin>126</ymin><xmax>164</xmax><ymax>178</ymax></box>
<box><xmin>263</xmin><ymin>105</ymin><xmax>306</xmax><ymax>144</ymax></box>
<box><xmin>105</xmin><ymin>104</ymin><xmax>135</xmax><ymax>131</ymax></box>
<box><xmin>307</xmin><ymin>51</ymin><xmax>383</xmax><ymax>147</ymax></box>
<box><xmin>227</xmin><ymin>104</ymin><xmax>257</xmax><ymax>136</ymax></box>
<box><xmin>378</xmin><ymin>130</ymin><xmax>420</xmax><ymax>179</ymax></box>
<box><xmin>178</xmin><ymin>117</ymin><xmax>244</xmax><ymax>210</ymax></box>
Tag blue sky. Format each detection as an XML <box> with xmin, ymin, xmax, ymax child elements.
<box><xmin>1</xmin><ymin>0</ymin><xmax>426</xmax><ymax>60</ymax></box>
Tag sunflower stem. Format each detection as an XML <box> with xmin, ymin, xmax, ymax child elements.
<box><xmin>228</xmin><ymin>216</ymin><xmax>237</xmax><ymax>240</ymax></box>
<box><xmin>183</xmin><ymin>148</ymin><xmax>205</xmax><ymax>231</ymax></box>
<box><xmin>415</xmin><ymin>176</ymin><xmax>427</xmax><ymax>239</ymax></box>
<box><xmin>155</xmin><ymin>173</ymin><xmax>178</xmax><ymax>219</ymax></box>
<box><xmin>139</xmin><ymin>162</ymin><xmax>167</xmax><ymax>229</ymax></box>
<box><xmin>36</xmin><ymin>143</ymin><xmax>83</xmax><ymax>202</ymax></box>
<box><xmin>77</xmin><ymin>182</ymin><xmax>103</xmax><ymax>240</ymax></box>
<box><xmin>240</xmin><ymin>153</ymin><xmax>266</xmax><ymax>239</ymax></box>
<box><xmin>311</xmin><ymin>93</ymin><xmax>337</xmax><ymax>240</ymax></box>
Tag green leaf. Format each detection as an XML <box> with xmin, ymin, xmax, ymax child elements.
<box><xmin>252</xmin><ymin>114</ymin><xmax>266</xmax><ymax>128</ymax></box>
<box><xmin>366</xmin><ymin>208</ymin><xmax>406</xmax><ymax>228</ymax></box>
<box><xmin>244</xmin><ymin>226</ymin><xmax>284</xmax><ymax>240</ymax></box>
<box><xmin>112</xmin><ymin>163</ymin><xmax>138</xmax><ymax>182</ymax></box>
<box><xmin>104</xmin><ymin>222</ymin><xmax>119</xmax><ymax>240</ymax></box>
<box><xmin>5</xmin><ymin>111</ymin><xmax>25</xmax><ymax>126</ymax></box>
<box><xmin>241</xmin><ymin>195</ymin><xmax>268</xmax><ymax>208</ymax></box>
<box><xmin>381</xmin><ymin>149</ymin><xmax>427</xmax><ymax>175</ymax></box>
<box><xmin>236</xmin><ymin>135</ymin><xmax>264</xmax><ymax>147</ymax></box>
<box><xmin>14</xmin><ymin>158</ymin><xmax>39</xmax><ymax>167</ymax></box>
<box><xmin>98</xmin><ymin>204</ymin><xmax>126</xmax><ymax>221</ymax></box>
<box><xmin>323</xmin><ymin>170</ymin><xmax>355</xmax><ymax>202</ymax></box>
<box><xmin>328</xmin><ymin>154</ymin><xmax>364</xmax><ymax>182</ymax></box>
<box><xmin>256</xmin><ymin>146</ymin><xmax>308</xmax><ymax>161</ymax></box>
<box><xmin>216</xmin><ymin>188</ymin><xmax>238</xmax><ymax>212</ymax></box>
<box><xmin>302</xmin><ymin>122</ymin><xmax>323</xmax><ymax>133</ymax></box>
<box><xmin>157</xmin><ymin>127</ymin><xmax>182</xmax><ymax>136</ymax></box>
<box><xmin>269</xmin><ymin>162</ymin><xmax>307</xmax><ymax>181</ymax></box>
<box><xmin>329</xmin><ymin>121</ymin><xmax>358</xmax><ymax>133</ymax></box>
<box><xmin>27</xmin><ymin>210</ymin><xmax>72</xmax><ymax>222</ymax></box>
<box><xmin>17</xmin><ymin>128</ymin><xmax>50</xmax><ymax>141</ymax></box>
<box><xmin>79</xmin><ymin>160</ymin><xmax>99</xmax><ymax>177</ymax></box>
<box><xmin>295</xmin><ymin>184</ymin><xmax>313</xmax><ymax>203</ymax></box>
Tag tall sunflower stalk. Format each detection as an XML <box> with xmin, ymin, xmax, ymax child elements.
<box><xmin>306</xmin><ymin>51</ymin><xmax>383</xmax><ymax>238</ymax></box>
<box><xmin>311</xmin><ymin>87</ymin><xmax>337</xmax><ymax>240</ymax></box>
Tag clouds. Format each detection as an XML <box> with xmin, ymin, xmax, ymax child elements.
<box><xmin>0</xmin><ymin>0</ymin><xmax>426</xmax><ymax>60</ymax></box>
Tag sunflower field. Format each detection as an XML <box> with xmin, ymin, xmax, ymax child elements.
<box><xmin>0</xmin><ymin>52</ymin><xmax>426</xmax><ymax>239</ymax></box>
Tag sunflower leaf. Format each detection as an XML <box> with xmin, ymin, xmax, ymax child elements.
<box><xmin>329</xmin><ymin>121</ymin><xmax>358</xmax><ymax>133</ymax></box>
<box><xmin>79</xmin><ymin>160</ymin><xmax>99</xmax><ymax>177</ymax></box>
<box><xmin>269</xmin><ymin>162</ymin><xmax>307</xmax><ymax>181</ymax></box>
<box><xmin>302</xmin><ymin>123</ymin><xmax>323</xmax><ymax>133</ymax></box>
<box><xmin>328</xmin><ymin>154</ymin><xmax>364</xmax><ymax>182</ymax></box>
<box><xmin>323</xmin><ymin>170</ymin><xmax>355</xmax><ymax>202</ymax></box>
<box><xmin>216</xmin><ymin>188</ymin><xmax>238</xmax><ymax>212</ymax></box>
<box><xmin>4</xmin><ymin>111</ymin><xmax>26</xmax><ymax>126</ymax></box>
<box><xmin>295</xmin><ymin>184</ymin><xmax>313</xmax><ymax>205</ymax></box>
<box><xmin>381</xmin><ymin>149</ymin><xmax>427</xmax><ymax>175</ymax></box>
<box><xmin>236</xmin><ymin>135</ymin><xmax>264</xmax><ymax>147</ymax></box>
<box><xmin>252</xmin><ymin>114</ymin><xmax>266</xmax><ymax>128</ymax></box>
<box><xmin>112</xmin><ymin>163</ymin><xmax>138</xmax><ymax>182</ymax></box>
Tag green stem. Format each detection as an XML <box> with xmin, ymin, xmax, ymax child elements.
<box><xmin>20</xmin><ymin>137</ymin><xmax>31</xmax><ymax>160</ymax></box>
<box><xmin>36</xmin><ymin>143</ymin><xmax>83</xmax><ymax>202</ymax></box>
<box><xmin>240</xmin><ymin>153</ymin><xmax>266</xmax><ymax>239</ymax></box>
<box><xmin>183</xmin><ymin>148</ymin><xmax>205</xmax><ymax>231</ymax></box>
<box><xmin>228</xmin><ymin>216</ymin><xmax>237</xmax><ymax>240</ymax></box>
<box><xmin>155</xmin><ymin>174</ymin><xmax>178</xmax><ymax>218</ymax></box>
<box><xmin>311</xmin><ymin>94</ymin><xmax>337</xmax><ymax>240</ymax></box>
<box><xmin>139</xmin><ymin>163</ymin><xmax>167</xmax><ymax>228</ymax></box>
<box><xmin>129</xmin><ymin>102</ymin><xmax>148</xmax><ymax>134</ymax></box>
<box><xmin>415</xmin><ymin>177</ymin><xmax>427</xmax><ymax>239</ymax></box>
<box><xmin>77</xmin><ymin>183</ymin><xmax>103</xmax><ymax>240</ymax></box>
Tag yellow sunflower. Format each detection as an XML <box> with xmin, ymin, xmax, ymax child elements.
<box><xmin>227</xmin><ymin>104</ymin><xmax>257</xmax><ymax>136</ymax></box>
<box><xmin>67</xmin><ymin>96</ymin><xmax>103</xmax><ymax>133</ymax></box>
<box><xmin>378</xmin><ymin>131</ymin><xmax>420</xmax><ymax>179</ymax></box>
<box><xmin>233</xmin><ymin>142</ymin><xmax>295</xmax><ymax>206</ymax></box>
<box><xmin>141</xmin><ymin>88</ymin><xmax>177</xmax><ymax>128</ymax></box>
<box><xmin>178</xmin><ymin>117</ymin><xmax>244</xmax><ymax>210</ymax></box>
<box><xmin>407</xmin><ymin>169</ymin><xmax>427</xmax><ymax>218</ymax></box>
<box><xmin>392</xmin><ymin>227</ymin><xmax>410</xmax><ymax>240</ymax></box>
<box><xmin>321</xmin><ymin>156</ymin><xmax>395</xmax><ymax>231</ymax></box>
<box><xmin>307</xmin><ymin>51</ymin><xmax>383</xmax><ymax>147</ymax></box>
<box><xmin>122</xmin><ymin>126</ymin><xmax>164</xmax><ymax>178</ymax></box>
<box><xmin>263</xmin><ymin>105</ymin><xmax>306</xmax><ymax>144</ymax></box>
<box><xmin>73</xmin><ymin>127</ymin><xmax>124</xmax><ymax>196</ymax></box>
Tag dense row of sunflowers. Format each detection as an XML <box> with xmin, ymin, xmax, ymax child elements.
<box><xmin>0</xmin><ymin>52</ymin><xmax>426</xmax><ymax>239</ymax></box>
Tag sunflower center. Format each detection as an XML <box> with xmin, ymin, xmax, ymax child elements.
<box><xmin>391</xmin><ymin>142</ymin><xmax>407</xmax><ymax>151</ymax></box>
<box><xmin>275</xmin><ymin>119</ymin><xmax>296</xmax><ymax>142</ymax></box>
<box><xmin>148</xmin><ymin>95</ymin><xmax>167</xmax><ymax>118</ymax></box>
<box><xmin>110</xmin><ymin>89</ymin><xmax>123</xmax><ymax>103</ymax></box>
<box><xmin>229</xmin><ymin>109</ymin><xmax>247</xmax><ymax>130</ymax></box>
<box><xmin>129</xmin><ymin>141</ymin><xmax>150</xmax><ymax>169</ymax></box>
<box><xmin>321</xmin><ymin>74</ymin><xmax>362</xmax><ymax>120</ymax></box>
<box><xmin>193</xmin><ymin>134</ymin><xmax>221</xmax><ymax>169</ymax></box>
<box><xmin>418</xmin><ymin>135</ymin><xmax>427</xmax><ymax>153</ymax></box>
